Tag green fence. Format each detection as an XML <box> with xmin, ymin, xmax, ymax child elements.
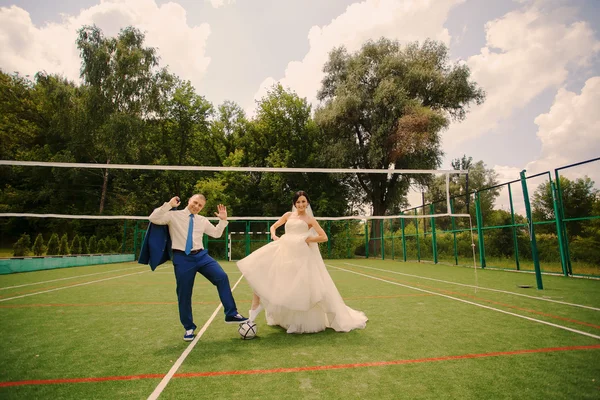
<box><xmin>0</xmin><ymin>254</ymin><xmax>135</xmax><ymax>274</ymax></box>
<box><xmin>145</xmin><ymin>158</ymin><xmax>597</xmax><ymax>279</ymax></box>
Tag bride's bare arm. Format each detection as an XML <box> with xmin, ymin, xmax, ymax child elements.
<box><xmin>270</xmin><ymin>212</ymin><xmax>291</xmax><ymax>241</ymax></box>
<box><xmin>307</xmin><ymin>218</ymin><xmax>328</xmax><ymax>243</ymax></box>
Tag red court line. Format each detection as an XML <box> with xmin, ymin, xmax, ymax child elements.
<box><xmin>1</xmin><ymin>344</ymin><xmax>598</xmax><ymax>388</ymax></box>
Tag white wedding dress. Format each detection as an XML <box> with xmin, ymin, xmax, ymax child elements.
<box><xmin>237</xmin><ymin>218</ymin><xmax>368</xmax><ymax>333</ymax></box>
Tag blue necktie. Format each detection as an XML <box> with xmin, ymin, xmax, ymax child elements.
<box><xmin>185</xmin><ymin>214</ymin><xmax>194</xmax><ymax>255</ymax></box>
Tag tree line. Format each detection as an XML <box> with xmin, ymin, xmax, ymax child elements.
<box><xmin>8</xmin><ymin>24</ymin><xmax>596</xmax><ymax>265</ymax></box>
<box><xmin>1</xmin><ymin>25</ymin><xmax>485</xmax><ymax>254</ymax></box>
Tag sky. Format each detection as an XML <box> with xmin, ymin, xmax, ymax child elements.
<box><xmin>0</xmin><ymin>0</ymin><xmax>599</xmax><ymax>211</ymax></box>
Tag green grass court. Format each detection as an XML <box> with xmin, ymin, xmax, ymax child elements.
<box><xmin>0</xmin><ymin>260</ymin><xmax>599</xmax><ymax>399</ymax></box>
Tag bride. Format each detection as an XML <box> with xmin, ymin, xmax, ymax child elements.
<box><xmin>236</xmin><ymin>191</ymin><xmax>368</xmax><ymax>334</ymax></box>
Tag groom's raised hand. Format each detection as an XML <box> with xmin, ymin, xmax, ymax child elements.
<box><xmin>215</xmin><ymin>204</ymin><xmax>228</xmax><ymax>220</ymax></box>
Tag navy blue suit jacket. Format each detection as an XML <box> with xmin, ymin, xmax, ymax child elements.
<box><xmin>138</xmin><ymin>210</ymin><xmax>176</xmax><ymax>270</ymax></box>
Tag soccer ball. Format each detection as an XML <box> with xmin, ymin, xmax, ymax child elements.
<box><xmin>238</xmin><ymin>321</ymin><xmax>258</xmax><ymax>340</ymax></box>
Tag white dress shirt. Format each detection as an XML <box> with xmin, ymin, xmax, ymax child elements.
<box><xmin>148</xmin><ymin>203</ymin><xmax>228</xmax><ymax>251</ymax></box>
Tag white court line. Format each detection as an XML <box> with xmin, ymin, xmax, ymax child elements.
<box><xmin>147</xmin><ymin>274</ymin><xmax>245</xmax><ymax>400</ymax></box>
<box><xmin>0</xmin><ymin>270</ymin><xmax>152</xmax><ymax>302</ymax></box>
<box><xmin>328</xmin><ymin>265</ymin><xmax>600</xmax><ymax>340</ymax></box>
<box><xmin>0</xmin><ymin>264</ymin><xmax>147</xmax><ymax>290</ymax></box>
<box><xmin>342</xmin><ymin>262</ymin><xmax>600</xmax><ymax>312</ymax></box>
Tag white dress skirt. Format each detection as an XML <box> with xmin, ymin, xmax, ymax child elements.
<box><xmin>236</xmin><ymin>218</ymin><xmax>368</xmax><ymax>333</ymax></box>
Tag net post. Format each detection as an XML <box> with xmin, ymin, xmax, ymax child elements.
<box><xmin>475</xmin><ymin>192</ymin><xmax>486</xmax><ymax>269</ymax></box>
<box><xmin>430</xmin><ymin>204</ymin><xmax>438</xmax><ymax>264</ymax></box>
<box><xmin>400</xmin><ymin>212</ymin><xmax>407</xmax><ymax>262</ymax></box>
<box><xmin>391</xmin><ymin>218</ymin><xmax>395</xmax><ymax>261</ymax></box>
<box><xmin>327</xmin><ymin>221</ymin><xmax>331</xmax><ymax>259</ymax></box>
<box><xmin>245</xmin><ymin>221</ymin><xmax>251</xmax><ymax>258</ymax></box>
<box><xmin>508</xmin><ymin>183</ymin><xmax>521</xmax><ymax>271</ymax></box>
<box><xmin>551</xmin><ymin>180</ymin><xmax>568</xmax><ymax>276</ymax></box>
<box><xmin>380</xmin><ymin>219</ymin><xmax>384</xmax><ymax>260</ymax></box>
<box><xmin>364</xmin><ymin>221</ymin><xmax>369</xmax><ymax>259</ymax></box>
<box><xmin>519</xmin><ymin>170</ymin><xmax>543</xmax><ymax>290</ymax></box>
<box><xmin>225</xmin><ymin>224</ymin><xmax>229</xmax><ymax>262</ymax></box>
<box><xmin>121</xmin><ymin>220</ymin><xmax>127</xmax><ymax>253</ymax></box>
<box><xmin>553</xmin><ymin>170</ymin><xmax>571</xmax><ymax>275</ymax></box>
<box><xmin>450</xmin><ymin>198</ymin><xmax>458</xmax><ymax>265</ymax></box>
<box><xmin>414</xmin><ymin>209</ymin><xmax>421</xmax><ymax>262</ymax></box>
<box><xmin>346</xmin><ymin>220</ymin><xmax>351</xmax><ymax>259</ymax></box>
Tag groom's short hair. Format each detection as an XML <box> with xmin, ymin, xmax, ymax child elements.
<box><xmin>191</xmin><ymin>194</ymin><xmax>206</xmax><ymax>202</ymax></box>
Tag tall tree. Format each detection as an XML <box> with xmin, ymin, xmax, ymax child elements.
<box><xmin>315</xmin><ymin>38</ymin><xmax>485</xmax><ymax>246</ymax></box>
<box><xmin>197</xmin><ymin>84</ymin><xmax>349</xmax><ymax>218</ymax></box>
<box><xmin>76</xmin><ymin>25</ymin><xmax>170</xmax><ymax>213</ymax></box>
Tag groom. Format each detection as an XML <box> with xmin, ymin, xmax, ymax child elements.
<box><xmin>148</xmin><ymin>194</ymin><xmax>247</xmax><ymax>341</ymax></box>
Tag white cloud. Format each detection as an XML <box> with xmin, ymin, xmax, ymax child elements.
<box><xmin>206</xmin><ymin>0</ymin><xmax>236</xmax><ymax>9</ymax></box>
<box><xmin>490</xmin><ymin>77</ymin><xmax>600</xmax><ymax>214</ymax></box>
<box><xmin>0</xmin><ymin>0</ymin><xmax>211</xmax><ymax>90</ymax></box>
<box><xmin>246</xmin><ymin>0</ymin><xmax>466</xmax><ymax>116</ymax></box>
<box><xmin>527</xmin><ymin>76</ymin><xmax>600</xmax><ymax>179</ymax></box>
<box><xmin>443</xmin><ymin>0</ymin><xmax>600</xmax><ymax>146</ymax></box>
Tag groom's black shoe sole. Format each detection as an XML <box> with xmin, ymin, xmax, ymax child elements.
<box><xmin>225</xmin><ymin>316</ymin><xmax>249</xmax><ymax>324</ymax></box>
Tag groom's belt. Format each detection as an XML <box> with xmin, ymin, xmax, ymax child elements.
<box><xmin>173</xmin><ymin>249</ymin><xmax>203</xmax><ymax>255</ymax></box>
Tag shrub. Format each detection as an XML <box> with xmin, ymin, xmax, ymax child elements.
<box><xmin>88</xmin><ymin>236</ymin><xmax>97</xmax><ymax>254</ymax></box>
<box><xmin>81</xmin><ymin>237</ymin><xmax>89</xmax><ymax>254</ymax></box>
<box><xmin>71</xmin><ymin>235</ymin><xmax>82</xmax><ymax>255</ymax></box>
<box><xmin>97</xmin><ymin>239</ymin><xmax>106</xmax><ymax>253</ymax></box>
<box><xmin>13</xmin><ymin>234</ymin><xmax>31</xmax><ymax>257</ymax></box>
<box><xmin>46</xmin><ymin>233</ymin><xmax>59</xmax><ymax>255</ymax></box>
<box><xmin>32</xmin><ymin>234</ymin><xmax>47</xmax><ymax>256</ymax></box>
<box><xmin>58</xmin><ymin>234</ymin><xmax>70</xmax><ymax>255</ymax></box>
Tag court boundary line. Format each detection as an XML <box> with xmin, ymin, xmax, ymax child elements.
<box><xmin>328</xmin><ymin>265</ymin><xmax>600</xmax><ymax>340</ymax></box>
<box><xmin>0</xmin><ymin>264</ymin><xmax>148</xmax><ymax>291</ymax></box>
<box><xmin>146</xmin><ymin>274</ymin><xmax>245</xmax><ymax>400</ymax></box>
<box><xmin>1</xmin><ymin>344</ymin><xmax>598</xmax><ymax>388</ymax></box>
<box><xmin>341</xmin><ymin>262</ymin><xmax>600</xmax><ymax>311</ymax></box>
<box><xmin>0</xmin><ymin>270</ymin><xmax>152</xmax><ymax>302</ymax></box>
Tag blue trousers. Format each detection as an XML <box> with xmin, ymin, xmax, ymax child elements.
<box><xmin>172</xmin><ymin>250</ymin><xmax>239</xmax><ymax>331</ymax></box>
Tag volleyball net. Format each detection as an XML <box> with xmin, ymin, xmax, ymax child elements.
<box><xmin>0</xmin><ymin>160</ymin><xmax>476</xmax><ymax>267</ymax></box>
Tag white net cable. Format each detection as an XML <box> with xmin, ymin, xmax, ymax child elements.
<box><xmin>0</xmin><ymin>160</ymin><xmax>467</xmax><ymax>175</ymax></box>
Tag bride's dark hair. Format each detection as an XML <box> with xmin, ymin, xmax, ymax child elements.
<box><xmin>293</xmin><ymin>190</ymin><xmax>310</xmax><ymax>205</ymax></box>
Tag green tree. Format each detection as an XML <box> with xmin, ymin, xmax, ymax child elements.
<box><xmin>71</xmin><ymin>235</ymin><xmax>82</xmax><ymax>255</ymax></box>
<box><xmin>12</xmin><ymin>233</ymin><xmax>31</xmax><ymax>257</ymax></box>
<box><xmin>214</xmin><ymin>84</ymin><xmax>350</xmax><ymax>218</ymax></box>
<box><xmin>76</xmin><ymin>25</ymin><xmax>172</xmax><ymax>213</ymax></box>
<box><xmin>81</xmin><ymin>237</ymin><xmax>89</xmax><ymax>254</ymax></box>
<box><xmin>88</xmin><ymin>235</ymin><xmax>98</xmax><ymax>254</ymax></box>
<box><xmin>32</xmin><ymin>233</ymin><xmax>47</xmax><ymax>256</ymax></box>
<box><xmin>58</xmin><ymin>233</ymin><xmax>70</xmax><ymax>255</ymax></box>
<box><xmin>46</xmin><ymin>233</ymin><xmax>59</xmax><ymax>255</ymax></box>
<box><xmin>97</xmin><ymin>238</ymin><xmax>106</xmax><ymax>253</ymax></box>
<box><xmin>315</xmin><ymin>38</ymin><xmax>485</xmax><ymax>247</ymax></box>
<box><xmin>532</xmin><ymin>176</ymin><xmax>598</xmax><ymax>237</ymax></box>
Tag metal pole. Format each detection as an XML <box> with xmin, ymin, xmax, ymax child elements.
<box><xmin>520</xmin><ymin>170</ymin><xmax>544</xmax><ymax>290</ymax></box>
<box><xmin>430</xmin><ymin>204</ymin><xmax>438</xmax><ymax>264</ymax></box>
<box><xmin>327</xmin><ymin>221</ymin><xmax>332</xmax><ymax>259</ymax></box>
<box><xmin>415</xmin><ymin>209</ymin><xmax>421</xmax><ymax>262</ymax></box>
<box><xmin>508</xmin><ymin>183</ymin><xmax>520</xmax><ymax>270</ymax></box>
<box><xmin>450</xmin><ymin>199</ymin><xmax>458</xmax><ymax>265</ymax></box>
<box><xmin>401</xmin><ymin>213</ymin><xmax>407</xmax><ymax>262</ymax></box>
<box><xmin>475</xmin><ymin>192</ymin><xmax>486</xmax><ymax>269</ymax></box>
<box><xmin>364</xmin><ymin>222</ymin><xmax>369</xmax><ymax>259</ymax></box>
<box><xmin>551</xmin><ymin>180</ymin><xmax>568</xmax><ymax>276</ymax></box>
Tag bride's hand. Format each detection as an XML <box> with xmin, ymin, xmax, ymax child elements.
<box><xmin>272</xmin><ymin>235</ymin><xmax>279</xmax><ymax>241</ymax></box>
